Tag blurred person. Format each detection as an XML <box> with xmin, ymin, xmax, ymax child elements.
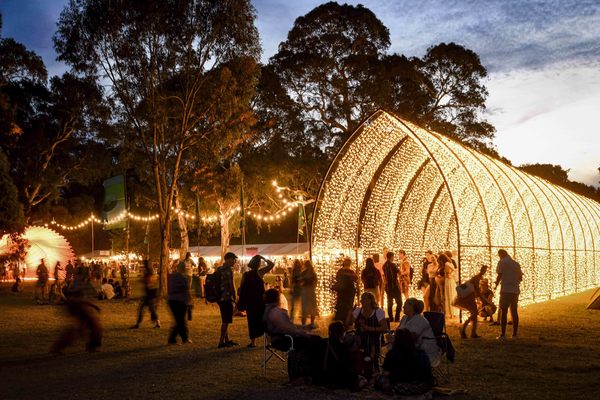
<box><xmin>263</xmin><ymin>288</ymin><xmax>316</xmax><ymax>347</ymax></box>
<box><xmin>179</xmin><ymin>252</ymin><xmax>196</xmax><ymax>320</ymax></box>
<box><xmin>53</xmin><ymin>261</ymin><xmax>64</xmax><ymax>288</ymax></box>
<box><xmin>397</xmin><ymin>298</ymin><xmax>441</xmax><ymax>367</ymax></box>
<box><xmin>35</xmin><ymin>259</ymin><xmax>49</xmax><ymax>303</ymax></box>
<box><xmin>217</xmin><ymin>252</ymin><xmax>238</xmax><ymax>348</ymax></box>
<box><xmin>383</xmin><ymin>252</ymin><xmax>402</xmax><ymax>322</ymax></box>
<box><xmin>65</xmin><ymin>260</ymin><xmax>74</xmax><ymax>284</ymax></box>
<box><xmin>237</xmin><ymin>255</ymin><xmax>275</xmax><ymax>347</ymax></box>
<box><xmin>300</xmin><ymin>260</ymin><xmax>319</xmax><ymax>329</ymax></box>
<box><xmin>130</xmin><ymin>260</ymin><xmax>161</xmax><ymax>329</ymax></box>
<box><xmin>289</xmin><ymin>259</ymin><xmax>303</xmax><ymax>322</ymax></box>
<box><xmin>11</xmin><ymin>276</ymin><xmax>23</xmax><ymax>294</ymax></box>
<box><xmin>361</xmin><ymin>257</ymin><xmax>382</xmax><ymax>301</ymax></box>
<box><xmin>418</xmin><ymin>251</ymin><xmax>434</xmax><ymax>310</ymax></box>
<box><xmin>332</xmin><ymin>257</ymin><xmax>358</xmax><ymax>325</ymax></box>
<box><xmin>426</xmin><ymin>253</ymin><xmax>440</xmax><ymax>311</ymax></box>
<box><xmin>442</xmin><ymin>253</ymin><xmax>458</xmax><ymax>319</ymax></box>
<box><xmin>50</xmin><ymin>294</ymin><xmax>103</xmax><ymax>354</ymax></box>
<box><xmin>494</xmin><ymin>249</ymin><xmax>523</xmax><ymax>340</ymax></box>
<box><xmin>167</xmin><ymin>261</ymin><xmax>192</xmax><ymax>344</ymax></box>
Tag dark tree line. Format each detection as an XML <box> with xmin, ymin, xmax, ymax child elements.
<box><xmin>2</xmin><ymin>2</ymin><xmax>598</xmax><ymax>292</ymax></box>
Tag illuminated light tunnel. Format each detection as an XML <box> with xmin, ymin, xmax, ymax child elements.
<box><xmin>310</xmin><ymin>110</ymin><xmax>600</xmax><ymax>314</ymax></box>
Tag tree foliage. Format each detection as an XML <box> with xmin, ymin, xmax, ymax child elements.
<box><xmin>520</xmin><ymin>163</ymin><xmax>600</xmax><ymax>202</ymax></box>
<box><xmin>54</xmin><ymin>0</ymin><xmax>261</xmax><ymax>292</ymax></box>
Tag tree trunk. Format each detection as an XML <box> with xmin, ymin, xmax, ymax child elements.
<box><xmin>158</xmin><ymin>215</ymin><xmax>171</xmax><ymax>297</ymax></box>
<box><xmin>219</xmin><ymin>203</ymin><xmax>233</xmax><ymax>260</ymax></box>
<box><xmin>176</xmin><ymin>195</ymin><xmax>189</xmax><ymax>259</ymax></box>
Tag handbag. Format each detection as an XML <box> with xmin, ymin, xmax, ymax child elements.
<box><xmin>456</xmin><ymin>282</ymin><xmax>475</xmax><ymax>298</ymax></box>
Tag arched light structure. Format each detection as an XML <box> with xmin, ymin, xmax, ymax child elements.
<box><xmin>311</xmin><ymin>111</ymin><xmax>600</xmax><ymax>314</ymax></box>
<box><xmin>0</xmin><ymin>226</ymin><xmax>75</xmax><ymax>273</ymax></box>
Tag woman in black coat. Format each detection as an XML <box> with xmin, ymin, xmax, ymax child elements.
<box><xmin>237</xmin><ymin>255</ymin><xmax>275</xmax><ymax>347</ymax></box>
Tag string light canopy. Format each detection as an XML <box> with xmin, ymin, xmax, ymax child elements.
<box><xmin>311</xmin><ymin>110</ymin><xmax>600</xmax><ymax>314</ymax></box>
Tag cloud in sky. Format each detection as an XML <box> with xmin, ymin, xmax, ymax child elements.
<box><xmin>2</xmin><ymin>0</ymin><xmax>599</xmax><ymax>185</ymax></box>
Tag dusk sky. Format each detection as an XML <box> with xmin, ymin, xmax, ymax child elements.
<box><xmin>1</xmin><ymin>0</ymin><xmax>598</xmax><ymax>186</ymax></box>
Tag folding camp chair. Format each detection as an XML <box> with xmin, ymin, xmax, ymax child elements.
<box><xmin>262</xmin><ymin>332</ymin><xmax>294</xmax><ymax>376</ymax></box>
<box><xmin>423</xmin><ymin>311</ymin><xmax>454</xmax><ymax>385</ymax></box>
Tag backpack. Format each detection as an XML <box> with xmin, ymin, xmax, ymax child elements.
<box><xmin>204</xmin><ymin>270</ymin><xmax>221</xmax><ymax>303</ymax></box>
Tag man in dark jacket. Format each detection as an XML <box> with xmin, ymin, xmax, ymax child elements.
<box><xmin>383</xmin><ymin>252</ymin><xmax>402</xmax><ymax>322</ymax></box>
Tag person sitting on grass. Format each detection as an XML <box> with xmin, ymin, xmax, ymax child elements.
<box><xmin>312</xmin><ymin>321</ymin><xmax>367</xmax><ymax>391</ymax></box>
<box><xmin>376</xmin><ymin>328</ymin><xmax>434</xmax><ymax>396</ymax></box>
<box><xmin>99</xmin><ymin>278</ymin><xmax>115</xmax><ymax>300</ymax></box>
<box><xmin>397</xmin><ymin>298</ymin><xmax>441</xmax><ymax>367</ymax></box>
<box><xmin>112</xmin><ymin>280</ymin><xmax>123</xmax><ymax>299</ymax></box>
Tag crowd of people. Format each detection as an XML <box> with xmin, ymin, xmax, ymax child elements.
<box><xmin>2</xmin><ymin>246</ymin><xmax>523</xmax><ymax>395</ymax></box>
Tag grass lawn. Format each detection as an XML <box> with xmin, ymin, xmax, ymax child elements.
<box><xmin>0</xmin><ymin>282</ymin><xmax>599</xmax><ymax>400</ymax></box>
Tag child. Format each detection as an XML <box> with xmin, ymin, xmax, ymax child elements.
<box><xmin>11</xmin><ymin>277</ymin><xmax>23</xmax><ymax>294</ymax></box>
<box><xmin>477</xmin><ymin>279</ymin><xmax>497</xmax><ymax>322</ymax></box>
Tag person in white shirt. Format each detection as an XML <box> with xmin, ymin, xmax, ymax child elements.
<box><xmin>101</xmin><ymin>278</ymin><xmax>115</xmax><ymax>300</ymax></box>
<box><xmin>397</xmin><ymin>298</ymin><xmax>441</xmax><ymax>367</ymax></box>
<box><xmin>494</xmin><ymin>249</ymin><xmax>523</xmax><ymax>340</ymax></box>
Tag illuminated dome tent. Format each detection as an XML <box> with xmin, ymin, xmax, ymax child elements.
<box><xmin>0</xmin><ymin>226</ymin><xmax>75</xmax><ymax>273</ymax></box>
<box><xmin>311</xmin><ymin>110</ymin><xmax>600</xmax><ymax>313</ymax></box>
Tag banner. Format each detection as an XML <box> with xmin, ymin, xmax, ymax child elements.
<box><xmin>102</xmin><ymin>175</ymin><xmax>127</xmax><ymax>230</ymax></box>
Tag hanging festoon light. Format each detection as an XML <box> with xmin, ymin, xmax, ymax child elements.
<box><xmin>311</xmin><ymin>110</ymin><xmax>600</xmax><ymax>315</ymax></box>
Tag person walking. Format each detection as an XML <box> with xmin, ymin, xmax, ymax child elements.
<box><xmin>332</xmin><ymin>257</ymin><xmax>358</xmax><ymax>325</ymax></box>
<box><xmin>300</xmin><ymin>260</ymin><xmax>319</xmax><ymax>329</ymax></box>
<box><xmin>217</xmin><ymin>252</ymin><xmax>238</xmax><ymax>348</ymax></box>
<box><xmin>51</xmin><ymin>295</ymin><xmax>103</xmax><ymax>354</ymax></box>
<box><xmin>179</xmin><ymin>252</ymin><xmax>196</xmax><ymax>320</ymax></box>
<box><xmin>237</xmin><ymin>255</ymin><xmax>274</xmax><ymax>347</ymax></box>
<box><xmin>494</xmin><ymin>249</ymin><xmax>523</xmax><ymax>341</ymax></box>
<box><xmin>130</xmin><ymin>260</ymin><xmax>160</xmax><ymax>329</ymax></box>
<box><xmin>167</xmin><ymin>262</ymin><xmax>192</xmax><ymax>344</ymax></box>
<box><xmin>383</xmin><ymin>252</ymin><xmax>402</xmax><ymax>322</ymax></box>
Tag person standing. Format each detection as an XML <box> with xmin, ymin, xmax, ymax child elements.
<box><xmin>300</xmin><ymin>260</ymin><xmax>319</xmax><ymax>329</ymax></box>
<box><xmin>167</xmin><ymin>262</ymin><xmax>192</xmax><ymax>344</ymax></box>
<box><xmin>179</xmin><ymin>252</ymin><xmax>196</xmax><ymax>320</ymax></box>
<box><xmin>442</xmin><ymin>254</ymin><xmax>458</xmax><ymax>319</ymax></box>
<box><xmin>237</xmin><ymin>255</ymin><xmax>275</xmax><ymax>347</ymax></box>
<box><xmin>217</xmin><ymin>252</ymin><xmax>238</xmax><ymax>348</ymax></box>
<box><xmin>494</xmin><ymin>249</ymin><xmax>523</xmax><ymax>341</ymax></box>
<box><xmin>130</xmin><ymin>260</ymin><xmax>160</xmax><ymax>329</ymax></box>
<box><xmin>197</xmin><ymin>257</ymin><xmax>208</xmax><ymax>298</ymax></box>
<box><xmin>54</xmin><ymin>261</ymin><xmax>64</xmax><ymax>289</ymax></box>
<box><xmin>332</xmin><ymin>257</ymin><xmax>358</xmax><ymax>325</ymax></box>
<box><xmin>289</xmin><ymin>259</ymin><xmax>303</xmax><ymax>323</ymax></box>
<box><xmin>361</xmin><ymin>257</ymin><xmax>383</xmax><ymax>301</ymax></box>
<box><xmin>398</xmin><ymin>250</ymin><xmax>411</xmax><ymax>300</ymax></box>
<box><xmin>35</xmin><ymin>259</ymin><xmax>49</xmax><ymax>303</ymax></box>
<box><xmin>383</xmin><ymin>252</ymin><xmax>402</xmax><ymax>322</ymax></box>
<box><xmin>372</xmin><ymin>253</ymin><xmax>385</xmax><ymax>306</ymax></box>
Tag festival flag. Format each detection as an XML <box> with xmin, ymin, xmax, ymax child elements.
<box><xmin>102</xmin><ymin>175</ymin><xmax>127</xmax><ymax>230</ymax></box>
<box><xmin>298</xmin><ymin>203</ymin><xmax>306</xmax><ymax>236</ymax></box>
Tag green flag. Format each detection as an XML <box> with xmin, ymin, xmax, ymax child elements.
<box><xmin>298</xmin><ymin>203</ymin><xmax>306</xmax><ymax>236</ymax></box>
<box><xmin>102</xmin><ymin>175</ymin><xmax>127</xmax><ymax>230</ymax></box>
